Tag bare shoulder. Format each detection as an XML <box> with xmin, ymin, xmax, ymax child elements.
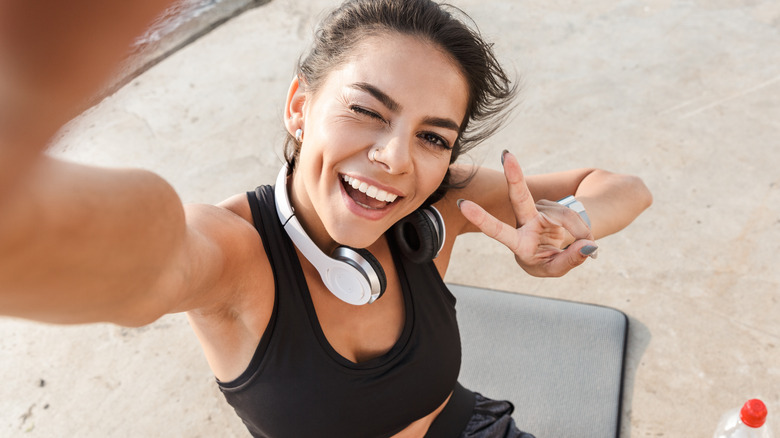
<box><xmin>217</xmin><ymin>192</ymin><xmax>255</xmax><ymax>223</ymax></box>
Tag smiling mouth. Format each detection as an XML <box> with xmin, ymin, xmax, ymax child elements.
<box><xmin>341</xmin><ymin>175</ymin><xmax>399</xmax><ymax>210</ymax></box>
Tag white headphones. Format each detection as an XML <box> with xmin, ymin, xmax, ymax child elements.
<box><xmin>274</xmin><ymin>164</ymin><xmax>445</xmax><ymax>305</ymax></box>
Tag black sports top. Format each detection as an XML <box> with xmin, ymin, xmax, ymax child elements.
<box><xmin>216</xmin><ymin>185</ymin><xmax>474</xmax><ymax>438</ymax></box>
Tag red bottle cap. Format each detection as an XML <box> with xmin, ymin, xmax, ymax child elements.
<box><xmin>740</xmin><ymin>399</ymin><xmax>768</xmax><ymax>428</ymax></box>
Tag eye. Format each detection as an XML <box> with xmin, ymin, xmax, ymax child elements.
<box><xmin>350</xmin><ymin>105</ymin><xmax>384</xmax><ymax>122</ymax></box>
<box><xmin>419</xmin><ymin>132</ymin><xmax>452</xmax><ymax>150</ymax></box>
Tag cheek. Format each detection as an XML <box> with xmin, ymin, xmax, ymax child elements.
<box><xmin>311</xmin><ymin>120</ymin><xmax>368</xmax><ymax>163</ymax></box>
<box><xmin>418</xmin><ymin>152</ymin><xmax>452</xmax><ymax>191</ymax></box>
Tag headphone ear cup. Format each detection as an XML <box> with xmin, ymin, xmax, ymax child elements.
<box><xmin>393</xmin><ymin>207</ymin><xmax>443</xmax><ymax>264</ymax></box>
<box><xmin>331</xmin><ymin>246</ymin><xmax>387</xmax><ymax>300</ymax></box>
<box><xmin>351</xmin><ymin>248</ymin><xmax>387</xmax><ymax>298</ymax></box>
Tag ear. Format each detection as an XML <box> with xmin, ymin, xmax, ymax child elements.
<box><xmin>284</xmin><ymin>76</ymin><xmax>307</xmax><ymax>136</ymax></box>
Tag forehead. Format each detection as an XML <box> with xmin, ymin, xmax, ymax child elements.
<box><xmin>317</xmin><ymin>32</ymin><xmax>469</xmax><ymax>122</ymax></box>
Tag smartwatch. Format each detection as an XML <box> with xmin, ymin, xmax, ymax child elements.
<box><xmin>557</xmin><ymin>195</ymin><xmax>591</xmax><ymax>228</ymax></box>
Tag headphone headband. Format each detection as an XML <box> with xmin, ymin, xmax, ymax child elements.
<box><xmin>274</xmin><ymin>164</ymin><xmax>382</xmax><ymax>305</ymax></box>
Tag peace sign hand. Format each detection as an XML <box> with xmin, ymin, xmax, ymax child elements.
<box><xmin>457</xmin><ymin>150</ymin><xmax>598</xmax><ymax>278</ymax></box>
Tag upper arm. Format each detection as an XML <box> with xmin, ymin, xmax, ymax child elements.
<box><xmin>0</xmin><ymin>158</ymin><xmax>190</xmax><ymax>326</ymax></box>
<box><xmin>166</xmin><ymin>199</ymin><xmax>268</xmax><ymax>317</ymax></box>
<box><xmin>68</xmin><ymin>199</ymin><xmax>268</xmax><ymax>327</ymax></box>
<box><xmin>0</xmin><ymin>159</ymin><xmax>267</xmax><ymax>327</ymax></box>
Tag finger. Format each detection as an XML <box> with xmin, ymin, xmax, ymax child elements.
<box><xmin>543</xmin><ymin>240</ymin><xmax>599</xmax><ymax>277</ymax></box>
<box><xmin>501</xmin><ymin>150</ymin><xmax>538</xmax><ymax>227</ymax></box>
<box><xmin>458</xmin><ymin>199</ymin><xmax>523</xmax><ymax>252</ymax></box>
<box><xmin>536</xmin><ymin>199</ymin><xmax>594</xmax><ymax>241</ymax></box>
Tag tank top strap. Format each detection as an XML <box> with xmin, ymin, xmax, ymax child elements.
<box><xmin>249</xmin><ymin>185</ymin><xmax>314</xmax><ymax>314</ymax></box>
<box><xmin>218</xmin><ymin>185</ymin><xmax>312</xmax><ymax>390</ymax></box>
<box><xmin>247</xmin><ymin>185</ymin><xmax>282</xmax><ymax>272</ymax></box>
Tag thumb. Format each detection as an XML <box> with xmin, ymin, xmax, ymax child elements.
<box><xmin>547</xmin><ymin>240</ymin><xmax>599</xmax><ymax>276</ymax></box>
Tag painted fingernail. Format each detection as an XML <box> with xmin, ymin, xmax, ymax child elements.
<box><xmin>580</xmin><ymin>245</ymin><xmax>599</xmax><ymax>257</ymax></box>
<box><xmin>501</xmin><ymin>149</ymin><xmax>509</xmax><ymax>166</ymax></box>
<box><xmin>456</xmin><ymin>199</ymin><xmax>465</xmax><ymax>209</ymax></box>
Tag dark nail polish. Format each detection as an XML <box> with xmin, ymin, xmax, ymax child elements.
<box><xmin>580</xmin><ymin>245</ymin><xmax>598</xmax><ymax>256</ymax></box>
<box><xmin>456</xmin><ymin>199</ymin><xmax>465</xmax><ymax>209</ymax></box>
<box><xmin>501</xmin><ymin>149</ymin><xmax>509</xmax><ymax>166</ymax></box>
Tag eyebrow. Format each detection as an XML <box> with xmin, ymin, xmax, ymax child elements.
<box><xmin>351</xmin><ymin>82</ymin><xmax>401</xmax><ymax>112</ymax></box>
<box><xmin>350</xmin><ymin>82</ymin><xmax>462</xmax><ymax>132</ymax></box>
<box><xmin>422</xmin><ymin>116</ymin><xmax>461</xmax><ymax>133</ymax></box>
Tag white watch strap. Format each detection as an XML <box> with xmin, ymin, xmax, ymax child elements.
<box><xmin>557</xmin><ymin>195</ymin><xmax>591</xmax><ymax>228</ymax></box>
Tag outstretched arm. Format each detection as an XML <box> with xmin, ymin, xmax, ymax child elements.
<box><xmin>0</xmin><ymin>158</ymin><xmax>191</xmax><ymax>326</ymax></box>
<box><xmin>450</xmin><ymin>150</ymin><xmax>652</xmax><ymax>277</ymax></box>
<box><xmin>0</xmin><ymin>155</ymin><xmax>267</xmax><ymax>326</ymax></box>
<box><xmin>0</xmin><ymin>1</ymin><xmax>251</xmax><ymax>326</ymax></box>
<box><xmin>0</xmin><ymin>0</ymin><xmax>176</xmax><ymax>207</ymax></box>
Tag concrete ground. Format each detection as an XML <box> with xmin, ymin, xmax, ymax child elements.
<box><xmin>2</xmin><ymin>0</ymin><xmax>779</xmax><ymax>436</ymax></box>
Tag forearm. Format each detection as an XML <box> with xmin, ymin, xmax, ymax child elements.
<box><xmin>0</xmin><ymin>0</ymin><xmax>176</xmax><ymax>208</ymax></box>
<box><xmin>0</xmin><ymin>157</ymin><xmax>187</xmax><ymax>326</ymax></box>
<box><xmin>573</xmin><ymin>170</ymin><xmax>653</xmax><ymax>239</ymax></box>
<box><xmin>450</xmin><ymin>164</ymin><xmax>651</xmax><ymax>238</ymax></box>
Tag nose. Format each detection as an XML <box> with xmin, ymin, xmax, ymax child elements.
<box><xmin>373</xmin><ymin>131</ymin><xmax>413</xmax><ymax>175</ymax></box>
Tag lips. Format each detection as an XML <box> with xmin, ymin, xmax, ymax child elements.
<box><xmin>341</xmin><ymin>174</ymin><xmax>399</xmax><ymax>210</ymax></box>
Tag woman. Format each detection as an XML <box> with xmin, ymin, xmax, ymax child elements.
<box><xmin>0</xmin><ymin>0</ymin><xmax>652</xmax><ymax>437</ymax></box>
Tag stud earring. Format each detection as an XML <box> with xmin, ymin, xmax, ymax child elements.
<box><xmin>295</xmin><ymin>128</ymin><xmax>303</xmax><ymax>143</ymax></box>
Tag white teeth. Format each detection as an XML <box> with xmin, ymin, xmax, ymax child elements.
<box><xmin>375</xmin><ymin>189</ymin><xmax>389</xmax><ymax>202</ymax></box>
<box><xmin>341</xmin><ymin>175</ymin><xmax>399</xmax><ymax>203</ymax></box>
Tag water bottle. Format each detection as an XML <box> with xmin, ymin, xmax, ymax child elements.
<box><xmin>714</xmin><ymin>399</ymin><xmax>774</xmax><ymax>438</ymax></box>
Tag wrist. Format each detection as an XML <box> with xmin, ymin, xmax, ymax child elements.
<box><xmin>557</xmin><ymin>195</ymin><xmax>591</xmax><ymax>229</ymax></box>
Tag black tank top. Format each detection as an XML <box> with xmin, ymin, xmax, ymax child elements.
<box><xmin>216</xmin><ymin>185</ymin><xmax>473</xmax><ymax>438</ymax></box>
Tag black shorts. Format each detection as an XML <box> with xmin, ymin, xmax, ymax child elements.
<box><xmin>458</xmin><ymin>392</ymin><xmax>535</xmax><ymax>438</ymax></box>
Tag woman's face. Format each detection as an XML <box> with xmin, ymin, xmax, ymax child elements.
<box><xmin>286</xmin><ymin>32</ymin><xmax>469</xmax><ymax>251</ymax></box>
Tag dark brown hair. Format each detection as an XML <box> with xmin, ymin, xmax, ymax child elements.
<box><xmin>285</xmin><ymin>0</ymin><xmax>517</xmax><ymax>203</ymax></box>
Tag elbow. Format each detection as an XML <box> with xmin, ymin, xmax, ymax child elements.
<box><xmin>629</xmin><ymin>175</ymin><xmax>653</xmax><ymax>211</ymax></box>
<box><xmin>614</xmin><ymin>174</ymin><xmax>653</xmax><ymax>223</ymax></box>
<box><xmin>587</xmin><ymin>169</ymin><xmax>653</xmax><ymax>211</ymax></box>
